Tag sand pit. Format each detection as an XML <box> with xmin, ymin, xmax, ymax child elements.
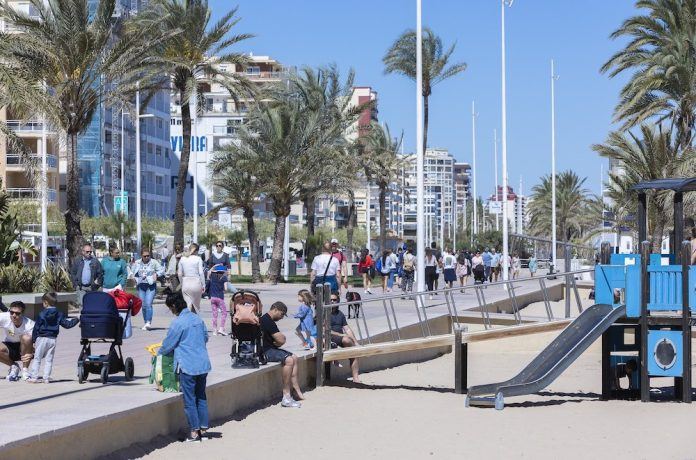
<box><xmin>119</xmin><ymin>328</ymin><xmax>696</xmax><ymax>460</ymax></box>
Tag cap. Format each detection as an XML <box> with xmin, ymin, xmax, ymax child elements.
<box><xmin>330</xmin><ymin>238</ymin><xmax>339</xmax><ymax>244</ymax></box>
<box><xmin>211</xmin><ymin>263</ymin><xmax>226</xmax><ymax>273</ymax></box>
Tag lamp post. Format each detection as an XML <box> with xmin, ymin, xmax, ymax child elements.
<box><xmin>415</xmin><ymin>0</ymin><xmax>425</xmax><ymax>292</ymax></box>
<box><xmin>192</xmin><ymin>89</ymin><xmax>199</xmax><ymax>244</ymax></box>
<box><xmin>501</xmin><ymin>0</ymin><xmax>514</xmax><ymax>282</ymax></box>
<box><xmin>471</xmin><ymin>101</ymin><xmax>478</xmax><ymax>239</ymax></box>
<box><xmin>40</xmin><ymin>106</ymin><xmax>47</xmax><ymax>272</ymax></box>
<box><xmin>135</xmin><ymin>84</ymin><xmax>154</xmax><ymax>255</ymax></box>
<box><xmin>550</xmin><ymin>59</ymin><xmax>558</xmax><ymax>273</ymax></box>
<box><xmin>494</xmin><ymin>129</ymin><xmax>499</xmax><ymax>231</ymax></box>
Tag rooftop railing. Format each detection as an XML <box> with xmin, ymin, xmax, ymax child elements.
<box><xmin>7</xmin><ymin>188</ymin><xmax>57</xmax><ymax>202</ymax></box>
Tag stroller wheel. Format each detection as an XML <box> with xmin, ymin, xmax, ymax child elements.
<box><xmin>78</xmin><ymin>363</ymin><xmax>88</xmax><ymax>384</ymax></box>
<box><xmin>100</xmin><ymin>365</ymin><xmax>109</xmax><ymax>384</ymax></box>
<box><xmin>125</xmin><ymin>357</ymin><xmax>134</xmax><ymax>381</ymax></box>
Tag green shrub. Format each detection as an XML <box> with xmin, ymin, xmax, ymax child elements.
<box><xmin>0</xmin><ymin>264</ymin><xmax>41</xmax><ymax>293</ymax></box>
<box><xmin>39</xmin><ymin>261</ymin><xmax>74</xmax><ymax>292</ymax></box>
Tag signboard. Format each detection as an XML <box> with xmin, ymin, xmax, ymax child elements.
<box><xmin>170</xmin><ymin>135</ymin><xmax>207</xmax><ymax>153</ymax></box>
<box><xmin>489</xmin><ymin>201</ymin><xmax>502</xmax><ymax>215</ymax></box>
<box><xmin>114</xmin><ymin>192</ymin><xmax>128</xmax><ymax>215</ymax></box>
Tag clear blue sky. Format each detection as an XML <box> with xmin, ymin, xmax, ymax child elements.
<box><xmin>209</xmin><ymin>0</ymin><xmax>637</xmax><ymax>199</ymax></box>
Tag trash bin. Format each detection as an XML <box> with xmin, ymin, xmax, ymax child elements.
<box><xmin>351</xmin><ymin>263</ymin><xmax>359</xmax><ymax>276</ymax></box>
<box><xmin>289</xmin><ymin>260</ymin><xmax>297</xmax><ymax>276</ymax></box>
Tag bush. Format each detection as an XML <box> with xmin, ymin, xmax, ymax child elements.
<box><xmin>38</xmin><ymin>261</ymin><xmax>74</xmax><ymax>292</ymax></box>
<box><xmin>0</xmin><ymin>264</ymin><xmax>42</xmax><ymax>293</ymax></box>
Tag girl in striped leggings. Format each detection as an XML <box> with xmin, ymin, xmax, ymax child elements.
<box><xmin>208</xmin><ymin>265</ymin><xmax>228</xmax><ymax>336</ymax></box>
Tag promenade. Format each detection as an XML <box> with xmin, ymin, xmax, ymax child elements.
<box><xmin>0</xmin><ymin>274</ymin><xmax>568</xmax><ymax>459</ymax></box>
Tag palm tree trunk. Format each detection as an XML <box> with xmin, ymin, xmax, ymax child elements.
<box><xmin>268</xmin><ymin>208</ymin><xmax>288</xmax><ymax>283</ymax></box>
<box><xmin>303</xmin><ymin>194</ymin><xmax>317</xmax><ymax>261</ymax></box>
<box><xmin>423</xmin><ymin>95</ymin><xmax>429</xmax><ymax>153</ymax></box>
<box><xmin>379</xmin><ymin>184</ymin><xmax>387</xmax><ymax>252</ymax></box>
<box><xmin>651</xmin><ymin>211</ymin><xmax>667</xmax><ymax>253</ymax></box>
<box><xmin>65</xmin><ymin>133</ymin><xmax>83</xmax><ymax>266</ymax></box>
<box><xmin>346</xmin><ymin>190</ymin><xmax>356</xmax><ymax>262</ymax></box>
<box><xmin>174</xmin><ymin>97</ymin><xmax>191</xmax><ymax>246</ymax></box>
<box><xmin>244</xmin><ymin>207</ymin><xmax>261</xmax><ymax>282</ymax></box>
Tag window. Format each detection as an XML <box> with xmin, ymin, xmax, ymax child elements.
<box><xmin>105</xmin><ymin>131</ymin><xmax>112</xmax><ymax>143</ymax></box>
<box><xmin>157</xmin><ymin>119</ymin><xmax>163</xmax><ymax>129</ymax></box>
<box><xmin>156</xmin><ymin>146</ymin><xmax>162</xmax><ymax>156</ymax></box>
<box><xmin>246</xmin><ymin>66</ymin><xmax>260</xmax><ymax>75</ymax></box>
<box><xmin>147</xmin><ymin>143</ymin><xmax>153</xmax><ymax>154</ymax></box>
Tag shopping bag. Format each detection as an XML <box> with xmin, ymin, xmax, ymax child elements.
<box><xmin>148</xmin><ymin>354</ymin><xmax>179</xmax><ymax>392</ymax></box>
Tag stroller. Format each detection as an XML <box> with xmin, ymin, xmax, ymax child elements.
<box><xmin>473</xmin><ymin>264</ymin><xmax>486</xmax><ymax>285</ymax></box>
<box><xmin>77</xmin><ymin>291</ymin><xmax>135</xmax><ymax>384</ymax></box>
<box><xmin>230</xmin><ymin>290</ymin><xmax>267</xmax><ymax>369</ymax></box>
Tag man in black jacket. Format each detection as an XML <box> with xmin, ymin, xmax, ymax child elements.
<box><xmin>70</xmin><ymin>243</ymin><xmax>104</xmax><ymax>307</ymax></box>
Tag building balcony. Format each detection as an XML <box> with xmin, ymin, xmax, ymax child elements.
<box><xmin>6</xmin><ymin>153</ymin><xmax>58</xmax><ymax>170</ymax></box>
<box><xmin>5</xmin><ymin>120</ymin><xmax>55</xmax><ymax>135</ymax></box>
<box><xmin>241</xmin><ymin>70</ymin><xmax>286</xmax><ymax>81</ymax></box>
<box><xmin>7</xmin><ymin>188</ymin><xmax>57</xmax><ymax>202</ymax></box>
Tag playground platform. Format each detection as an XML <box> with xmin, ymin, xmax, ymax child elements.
<box><xmin>0</xmin><ymin>277</ymin><xmax>571</xmax><ymax>460</ymax></box>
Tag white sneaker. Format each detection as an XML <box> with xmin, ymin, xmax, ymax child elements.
<box><xmin>6</xmin><ymin>364</ymin><xmax>19</xmax><ymax>381</ymax></box>
<box><xmin>213</xmin><ymin>330</ymin><xmax>218</xmax><ymax>336</ymax></box>
<box><xmin>218</xmin><ymin>329</ymin><xmax>228</xmax><ymax>337</ymax></box>
<box><xmin>281</xmin><ymin>397</ymin><xmax>301</xmax><ymax>408</ymax></box>
<box><xmin>142</xmin><ymin>322</ymin><xmax>151</xmax><ymax>331</ymax></box>
<box><xmin>21</xmin><ymin>369</ymin><xmax>29</xmax><ymax>381</ymax></box>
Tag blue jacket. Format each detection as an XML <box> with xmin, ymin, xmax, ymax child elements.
<box><xmin>208</xmin><ymin>272</ymin><xmax>228</xmax><ymax>299</ymax></box>
<box><xmin>32</xmin><ymin>307</ymin><xmax>79</xmax><ymax>342</ymax></box>
<box><xmin>482</xmin><ymin>252</ymin><xmax>492</xmax><ymax>267</ymax></box>
<box><xmin>159</xmin><ymin>309</ymin><xmax>211</xmax><ymax>376</ymax></box>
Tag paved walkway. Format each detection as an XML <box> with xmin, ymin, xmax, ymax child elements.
<box><xmin>0</xmin><ymin>275</ymin><xmax>570</xmax><ymax>453</ymax></box>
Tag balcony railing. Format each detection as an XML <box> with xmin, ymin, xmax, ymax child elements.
<box><xmin>7</xmin><ymin>188</ymin><xmax>57</xmax><ymax>202</ymax></box>
<box><xmin>6</xmin><ymin>154</ymin><xmax>58</xmax><ymax>169</ymax></box>
<box><xmin>5</xmin><ymin>120</ymin><xmax>54</xmax><ymax>133</ymax></box>
<box><xmin>243</xmin><ymin>71</ymin><xmax>286</xmax><ymax>80</ymax></box>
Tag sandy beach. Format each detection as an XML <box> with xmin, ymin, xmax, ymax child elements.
<box><xmin>112</xmin><ymin>324</ymin><xmax>696</xmax><ymax>460</ymax></box>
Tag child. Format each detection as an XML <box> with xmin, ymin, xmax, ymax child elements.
<box><xmin>293</xmin><ymin>289</ymin><xmax>316</xmax><ymax>350</ymax></box>
<box><xmin>28</xmin><ymin>292</ymin><xmax>79</xmax><ymax>383</ymax></box>
<box><xmin>208</xmin><ymin>264</ymin><xmax>228</xmax><ymax>336</ymax></box>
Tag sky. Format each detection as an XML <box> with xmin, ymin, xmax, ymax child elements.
<box><xmin>209</xmin><ymin>0</ymin><xmax>637</xmax><ymax>200</ymax></box>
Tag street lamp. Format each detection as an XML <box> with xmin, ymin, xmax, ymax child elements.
<box><xmin>550</xmin><ymin>59</ymin><xmax>559</xmax><ymax>273</ymax></box>
<box><xmin>135</xmin><ymin>84</ymin><xmax>154</xmax><ymax>255</ymax></box>
<box><xmin>471</xmin><ymin>101</ymin><xmax>478</xmax><ymax>240</ymax></box>
<box><xmin>501</xmin><ymin>0</ymin><xmax>514</xmax><ymax>281</ymax></box>
<box><xmin>415</xmin><ymin>0</ymin><xmax>425</xmax><ymax>292</ymax></box>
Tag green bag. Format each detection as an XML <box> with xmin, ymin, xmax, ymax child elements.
<box><xmin>149</xmin><ymin>354</ymin><xmax>180</xmax><ymax>392</ymax></box>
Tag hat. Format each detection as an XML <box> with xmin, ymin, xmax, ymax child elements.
<box><xmin>330</xmin><ymin>238</ymin><xmax>339</xmax><ymax>244</ymax></box>
<box><xmin>211</xmin><ymin>263</ymin><xmax>226</xmax><ymax>273</ymax></box>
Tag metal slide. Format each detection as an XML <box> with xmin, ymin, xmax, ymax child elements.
<box><xmin>466</xmin><ymin>304</ymin><xmax>626</xmax><ymax>410</ymax></box>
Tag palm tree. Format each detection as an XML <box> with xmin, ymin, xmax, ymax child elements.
<box><xmin>209</xmin><ymin>148</ymin><xmax>263</xmax><ymax>282</ymax></box>
<box><xmin>0</xmin><ymin>0</ymin><xmax>171</xmax><ymax>262</ymax></box>
<box><xmin>383</xmin><ymin>27</ymin><xmax>467</xmax><ymax>152</ymax></box>
<box><xmin>528</xmin><ymin>171</ymin><xmax>593</xmax><ymax>244</ymax></box>
<box><xmin>364</xmin><ymin>123</ymin><xmax>404</xmax><ymax>252</ymax></box>
<box><xmin>141</xmin><ymin>0</ymin><xmax>255</xmax><ymax>247</ymax></box>
<box><xmin>592</xmin><ymin>124</ymin><xmax>695</xmax><ymax>250</ymax></box>
<box><xmin>601</xmin><ymin>0</ymin><xmax>696</xmax><ymax>153</ymax></box>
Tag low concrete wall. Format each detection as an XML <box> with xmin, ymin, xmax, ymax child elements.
<box><xmin>474</xmin><ymin>283</ymin><xmax>564</xmax><ymax>315</ymax></box>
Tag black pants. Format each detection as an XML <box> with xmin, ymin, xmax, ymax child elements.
<box><xmin>425</xmin><ymin>266</ymin><xmax>437</xmax><ymax>292</ymax></box>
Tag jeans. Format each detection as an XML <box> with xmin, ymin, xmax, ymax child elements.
<box><xmin>387</xmin><ymin>269</ymin><xmax>396</xmax><ymax>289</ymax></box>
<box><xmin>138</xmin><ymin>283</ymin><xmax>157</xmax><ymax>323</ymax></box>
<box><xmin>179</xmin><ymin>372</ymin><xmax>209</xmax><ymax>432</ymax></box>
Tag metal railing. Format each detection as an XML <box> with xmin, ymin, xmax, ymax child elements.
<box><xmin>5</xmin><ymin>120</ymin><xmax>55</xmax><ymax>133</ymax></box>
<box><xmin>6</xmin><ymin>154</ymin><xmax>57</xmax><ymax>169</ymax></box>
<box><xmin>7</xmin><ymin>188</ymin><xmax>57</xmax><ymax>202</ymax></box>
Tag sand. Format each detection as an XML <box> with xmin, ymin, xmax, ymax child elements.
<box><xmin>126</xmin><ymin>327</ymin><xmax>696</xmax><ymax>460</ymax></box>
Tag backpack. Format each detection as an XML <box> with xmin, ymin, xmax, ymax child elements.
<box><xmin>375</xmin><ymin>257</ymin><xmax>383</xmax><ymax>273</ymax></box>
<box><xmin>402</xmin><ymin>254</ymin><xmax>414</xmax><ymax>271</ymax></box>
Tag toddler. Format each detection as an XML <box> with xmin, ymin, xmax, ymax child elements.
<box><xmin>28</xmin><ymin>292</ymin><xmax>79</xmax><ymax>383</ymax></box>
<box><xmin>293</xmin><ymin>289</ymin><xmax>316</xmax><ymax>350</ymax></box>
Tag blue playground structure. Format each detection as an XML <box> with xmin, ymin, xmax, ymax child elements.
<box><xmin>467</xmin><ymin>178</ymin><xmax>696</xmax><ymax>409</ymax></box>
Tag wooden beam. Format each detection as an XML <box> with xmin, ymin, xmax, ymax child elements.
<box><xmin>322</xmin><ymin>319</ymin><xmax>572</xmax><ymax>361</ymax></box>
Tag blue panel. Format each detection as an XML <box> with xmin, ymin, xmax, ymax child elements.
<box><xmin>647</xmin><ymin>265</ymin><xmax>682</xmax><ymax>311</ymax></box>
<box><xmin>647</xmin><ymin>330</ymin><xmax>683</xmax><ymax>377</ymax></box>
<box><xmin>625</xmin><ymin>264</ymin><xmax>641</xmax><ymax>317</ymax></box>
<box><xmin>690</xmin><ymin>266</ymin><xmax>696</xmax><ymax>312</ymax></box>
<box><xmin>610</xmin><ymin>254</ymin><xmax>641</xmax><ymax>266</ymax></box>
<box><xmin>595</xmin><ymin>265</ymin><xmax>632</xmax><ymax>308</ymax></box>
<box><xmin>649</xmin><ymin>253</ymin><xmax>675</xmax><ymax>266</ymax></box>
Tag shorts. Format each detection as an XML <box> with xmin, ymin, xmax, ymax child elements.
<box><xmin>330</xmin><ymin>334</ymin><xmax>350</xmax><ymax>348</ymax></box>
<box><xmin>3</xmin><ymin>341</ymin><xmax>21</xmax><ymax>361</ymax></box>
<box><xmin>264</xmin><ymin>347</ymin><xmax>293</xmax><ymax>364</ymax></box>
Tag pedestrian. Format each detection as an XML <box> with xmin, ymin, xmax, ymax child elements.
<box><xmin>357</xmin><ymin>248</ymin><xmax>373</xmax><ymax>294</ymax></box>
<box><xmin>529</xmin><ymin>254</ymin><xmax>538</xmax><ymax>277</ymax></box>
<box><xmin>378</xmin><ymin>250</ymin><xmax>395</xmax><ymax>293</ymax></box>
<box><xmin>490</xmin><ymin>248</ymin><xmax>501</xmax><ymax>282</ymax></box>
<box><xmin>132</xmin><ymin>248</ymin><xmax>165</xmax><ymax>331</ymax></box>
<box><xmin>208</xmin><ymin>264</ymin><xmax>228</xmax><ymax>336</ymax></box>
<box><xmin>441</xmin><ymin>248</ymin><xmax>457</xmax><ymax>289</ymax></box>
<box><xmin>159</xmin><ymin>292</ymin><xmax>211</xmax><ymax>442</ymax></box>
<box><xmin>310</xmin><ymin>241</ymin><xmax>340</xmax><ymax>293</ymax></box>
<box><xmin>512</xmin><ymin>252</ymin><xmax>521</xmax><ymax>279</ymax></box>
<box><xmin>27</xmin><ymin>292</ymin><xmax>79</xmax><ymax>383</ymax></box>
<box><xmin>456</xmin><ymin>248</ymin><xmax>471</xmax><ymax>291</ymax></box>
<box><xmin>178</xmin><ymin>243</ymin><xmax>206</xmax><ymax>314</ymax></box>
<box><xmin>166</xmin><ymin>243</ymin><xmax>184</xmax><ymax>292</ymax></box>
<box><xmin>101</xmin><ymin>245</ymin><xmax>128</xmax><ymax>292</ymax></box>
<box><xmin>482</xmin><ymin>248</ymin><xmax>492</xmax><ymax>283</ymax></box>
<box><xmin>293</xmin><ymin>289</ymin><xmax>316</xmax><ymax>350</ymax></box>
<box><xmin>330</xmin><ymin>239</ymin><xmax>349</xmax><ymax>292</ymax></box>
<box><xmin>70</xmin><ymin>243</ymin><xmax>104</xmax><ymax>307</ymax></box>
<box><xmin>424</xmin><ymin>248</ymin><xmax>438</xmax><ymax>299</ymax></box>
<box><xmin>431</xmin><ymin>242</ymin><xmax>442</xmax><ymax>290</ymax></box>
<box><xmin>400</xmin><ymin>247</ymin><xmax>416</xmax><ymax>297</ymax></box>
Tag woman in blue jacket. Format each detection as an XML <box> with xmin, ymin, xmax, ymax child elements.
<box><xmin>159</xmin><ymin>292</ymin><xmax>211</xmax><ymax>442</ymax></box>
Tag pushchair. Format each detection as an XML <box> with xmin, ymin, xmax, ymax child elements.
<box><xmin>77</xmin><ymin>291</ymin><xmax>134</xmax><ymax>384</ymax></box>
<box><xmin>473</xmin><ymin>264</ymin><xmax>486</xmax><ymax>285</ymax></box>
<box><xmin>230</xmin><ymin>290</ymin><xmax>267</xmax><ymax>369</ymax></box>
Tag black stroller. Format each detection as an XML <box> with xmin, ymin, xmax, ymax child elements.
<box><xmin>473</xmin><ymin>264</ymin><xmax>486</xmax><ymax>285</ymax></box>
<box><xmin>230</xmin><ymin>290</ymin><xmax>267</xmax><ymax>369</ymax></box>
<box><xmin>78</xmin><ymin>291</ymin><xmax>134</xmax><ymax>384</ymax></box>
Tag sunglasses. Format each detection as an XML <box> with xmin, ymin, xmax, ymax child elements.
<box><xmin>216</xmin><ymin>245</ymin><xmax>223</xmax><ymax>248</ymax></box>
<box><xmin>142</xmin><ymin>255</ymin><xmax>151</xmax><ymax>258</ymax></box>
<box><xmin>330</xmin><ymin>298</ymin><xmax>339</xmax><ymax>302</ymax></box>
<box><xmin>9</xmin><ymin>311</ymin><xmax>22</xmax><ymax>316</ymax></box>
<box><xmin>84</xmin><ymin>250</ymin><xmax>93</xmax><ymax>254</ymax></box>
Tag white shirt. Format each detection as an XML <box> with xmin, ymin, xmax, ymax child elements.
<box><xmin>442</xmin><ymin>252</ymin><xmax>456</xmax><ymax>270</ymax></box>
<box><xmin>311</xmin><ymin>253</ymin><xmax>340</xmax><ymax>277</ymax></box>
<box><xmin>178</xmin><ymin>255</ymin><xmax>205</xmax><ymax>286</ymax></box>
<box><xmin>0</xmin><ymin>313</ymin><xmax>34</xmax><ymax>343</ymax></box>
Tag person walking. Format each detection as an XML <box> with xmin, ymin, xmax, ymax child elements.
<box><xmin>512</xmin><ymin>253</ymin><xmax>521</xmax><ymax>279</ymax></box>
<box><xmin>528</xmin><ymin>254</ymin><xmax>538</xmax><ymax>277</ymax></box>
<box><xmin>166</xmin><ymin>243</ymin><xmax>184</xmax><ymax>292</ymax></box>
<box><xmin>293</xmin><ymin>289</ymin><xmax>315</xmax><ymax>350</ymax></box>
<box><xmin>378</xmin><ymin>250</ymin><xmax>395</xmax><ymax>293</ymax></box>
<box><xmin>424</xmin><ymin>248</ymin><xmax>438</xmax><ymax>299</ymax></box>
<box><xmin>357</xmin><ymin>248</ymin><xmax>373</xmax><ymax>294</ymax></box>
<box><xmin>178</xmin><ymin>243</ymin><xmax>206</xmax><ymax>314</ymax></box>
<box><xmin>159</xmin><ymin>292</ymin><xmax>211</xmax><ymax>442</ymax></box>
<box><xmin>70</xmin><ymin>243</ymin><xmax>103</xmax><ymax>307</ymax></box>
<box><xmin>400</xmin><ymin>247</ymin><xmax>416</xmax><ymax>297</ymax></box>
<box><xmin>132</xmin><ymin>249</ymin><xmax>165</xmax><ymax>331</ymax></box>
<box><xmin>441</xmin><ymin>248</ymin><xmax>457</xmax><ymax>289</ymax></box>
<box><xmin>208</xmin><ymin>264</ymin><xmax>228</xmax><ymax>336</ymax></box>
<box><xmin>456</xmin><ymin>248</ymin><xmax>471</xmax><ymax>291</ymax></box>
<box><xmin>310</xmin><ymin>242</ymin><xmax>340</xmax><ymax>293</ymax></box>
<box><xmin>101</xmin><ymin>245</ymin><xmax>128</xmax><ymax>292</ymax></box>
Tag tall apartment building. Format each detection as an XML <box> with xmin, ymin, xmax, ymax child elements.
<box><xmin>453</xmin><ymin>162</ymin><xmax>471</xmax><ymax>233</ymax></box>
<box><xmin>486</xmin><ymin>185</ymin><xmax>528</xmax><ymax>234</ymax></box>
<box><xmin>169</xmin><ymin>54</ymin><xmax>288</xmax><ymax>225</ymax></box>
<box><xmin>402</xmin><ymin>148</ymin><xmax>455</xmax><ymax>246</ymax></box>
